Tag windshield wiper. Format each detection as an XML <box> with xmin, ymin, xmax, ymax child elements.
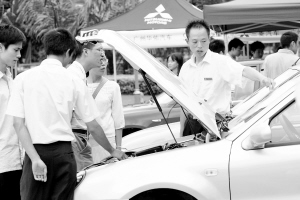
<box><xmin>139</xmin><ymin>69</ymin><xmax>178</xmax><ymax>144</ymax></box>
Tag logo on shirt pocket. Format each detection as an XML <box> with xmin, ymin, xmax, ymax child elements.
<box><xmin>204</xmin><ymin>78</ymin><xmax>213</xmax><ymax>81</ymax></box>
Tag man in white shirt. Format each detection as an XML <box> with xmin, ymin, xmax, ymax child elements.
<box><xmin>179</xmin><ymin>20</ymin><xmax>274</xmax><ymax>137</ymax></box>
<box><xmin>262</xmin><ymin>31</ymin><xmax>300</xmax><ymax>79</ymax></box>
<box><xmin>67</xmin><ymin>38</ymin><xmax>110</xmax><ymax>170</ymax></box>
<box><xmin>227</xmin><ymin>38</ymin><xmax>244</xmax><ymax>60</ymax></box>
<box><xmin>6</xmin><ymin>28</ymin><xmax>127</xmax><ymax>200</ymax></box>
<box><xmin>0</xmin><ymin>24</ymin><xmax>26</xmax><ymax>200</ymax></box>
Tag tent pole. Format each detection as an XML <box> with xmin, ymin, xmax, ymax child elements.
<box><xmin>113</xmin><ymin>49</ymin><xmax>117</xmax><ymax>82</ymax></box>
<box><xmin>133</xmin><ymin>70</ymin><xmax>142</xmax><ymax>104</ymax></box>
<box><xmin>224</xmin><ymin>34</ymin><xmax>229</xmax><ymax>54</ymax></box>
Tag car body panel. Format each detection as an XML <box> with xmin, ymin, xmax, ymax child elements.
<box><xmin>76</xmin><ymin>70</ymin><xmax>300</xmax><ymax>199</ymax></box>
<box><xmin>230</xmin><ymin>92</ymin><xmax>300</xmax><ymax>199</ymax></box>
<box><xmin>75</xmin><ymin>139</ymin><xmax>232</xmax><ymax>200</ymax></box>
<box><xmin>123</xmin><ymin>122</ymin><xmax>180</xmax><ymax>151</ymax></box>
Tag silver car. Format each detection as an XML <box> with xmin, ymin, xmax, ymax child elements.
<box><xmin>75</xmin><ymin>30</ymin><xmax>300</xmax><ymax>200</ymax></box>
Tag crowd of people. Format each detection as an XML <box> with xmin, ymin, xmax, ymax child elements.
<box><xmin>0</xmin><ymin>18</ymin><xmax>299</xmax><ymax>200</ymax></box>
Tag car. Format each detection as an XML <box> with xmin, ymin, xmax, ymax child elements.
<box><xmin>122</xmin><ymin>92</ymin><xmax>180</xmax><ymax>136</ymax></box>
<box><xmin>75</xmin><ymin>30</ymin><xmax>300</xmax><ymax>200</ymax></box>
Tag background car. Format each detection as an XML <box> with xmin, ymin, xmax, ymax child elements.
<box><xmin>123</xmin><ymin>92</ymin><xmax>180</xmax><ymax>136</ymax></box>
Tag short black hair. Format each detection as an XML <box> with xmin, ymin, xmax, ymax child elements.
<box><xmin>168</xmin><ymin>53</ymin><xmax>183</xmax><ymax>75</ymax></box>
<box><xmin>0</xmin><ymin>24</ymin><xmax>26</xmax><ymax>48</ymax></box>
<box><xmin>43</xmin><ymin>28</ymin><xmax>76</xmax><ymax>56</ymax></box>
<box><xmin>250</xmin><ymin>41</ymin><xmax>265</xmax><ymax>52</ymax></box>
<box><xmin>228</xmin><ymin>38</ymin><xmax>244</xmax><ymax>51</ymax></box>
<box><xmin>280</xmin><ymin>31</ymin><xmax>298</xmax><ymax>48</ymax></box>
<box><xmin>185</xmin><ymin>20</ymin><xmax>210</xmax><ymax>39</ymax></box>
<box><xmin>209</xmin><ymin>39</ymin><xmax>225</xmax><ymax>54</ymax></box>
<box><xmin>73</xmin><ymin>40</ymin><xmax>97</xmax><ymax>59</ymax></box>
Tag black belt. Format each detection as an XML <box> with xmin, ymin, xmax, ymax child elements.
<box><xmin>72</xmin><ymin>129</ymin><xmax>87</xmax><ymax>134</ymax></box>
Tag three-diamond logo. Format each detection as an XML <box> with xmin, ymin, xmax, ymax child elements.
<box><xmin>144</xmin><ymin>4</ymin><xmax>173</xmax><ymax>25</ymax></box>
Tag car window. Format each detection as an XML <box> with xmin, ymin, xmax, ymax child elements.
<box><xmin>267</xmin><ymin>101</ymin><xmax>300</xmax><ymax>147</ymax></box>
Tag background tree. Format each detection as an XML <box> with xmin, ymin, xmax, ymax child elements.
<box><xmin>85</xmin><ymin>0</ymin><xmax>144</xmax><ymax>27</ymax></box>
<box><xmin>14</xmin><ymin>0</ymin><xmax>86</xmax><ymax>62</ymax></box>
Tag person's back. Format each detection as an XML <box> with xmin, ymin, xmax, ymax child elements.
<box><xmin>15</xmin><ymin>62</ymin><xmax>84</xmax><ymax>142</ymax></box>
<box><xmin>263</xmin><ymin>31</ymin><xmax>299</xmax><ymax>79</ymax></box>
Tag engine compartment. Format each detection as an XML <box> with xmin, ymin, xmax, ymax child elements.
<box><xmin>77</xmin><ymin>113</ymin><xmax>233</xmax><ymax>182</ymax></box>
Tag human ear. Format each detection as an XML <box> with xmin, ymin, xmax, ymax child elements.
<box><xmin>66</xmin><ymin>49</ymin><xmax>71</xmax><ymax>57</ymax></box>
<box><xmin>0</xmin><ymin>43</ymin><xmax>4</xmax><ymax>53</ymax></box>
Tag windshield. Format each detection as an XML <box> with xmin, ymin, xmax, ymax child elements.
<box><xmin>228</xmin><ymin>70</ymin><xmax>299</xmax><ymax>130</ymax></box>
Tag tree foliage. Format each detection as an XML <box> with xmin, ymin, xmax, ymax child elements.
<box><xmin>85</xmin><ymin>0</ymin><xmax>144</xmax><ymax>27</ymax></box>
<box><xmin>16</xmin><ymin>0</ymin><xmax>86</xmax><ymax>42</ymax></box>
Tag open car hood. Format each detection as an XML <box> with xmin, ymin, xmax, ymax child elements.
<box><xmin>76</xmin><ymin>30</ymin><xmax>219</xmax><ymax>137</ymax></box>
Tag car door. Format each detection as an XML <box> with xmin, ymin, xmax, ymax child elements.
<box><xmin>230</xmin><ymin>93</ymin><xmax>300</xmax><ymax>200</ymax></box>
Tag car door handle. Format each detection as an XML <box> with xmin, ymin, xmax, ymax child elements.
<box><xmin>205</xmin><ymin>169</ymin><xmax>218</xmax><ymax>177</ymax></box>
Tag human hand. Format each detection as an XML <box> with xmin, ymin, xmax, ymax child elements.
<box><xmin>260</xmin><ymin>77</ymin><xmax>275</xmax><ymax>90</ymax></box>
<box><xmin>111</xmin><ymin>149</ymin><xmax>128</xmax><ymax>160</ymax></box>
<box><xmin>32</xmin><ymin>159</ymin><xmax>47</xmax><ymax>182</ymax></box>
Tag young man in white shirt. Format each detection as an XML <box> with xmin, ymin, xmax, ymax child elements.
<box><xmin>227</xmin><ymin>38</ymin><xmax>244</xmax><ymax>60</ymax></box>
<box><xmin>179</xmin><ymin>20</ymin><xmax>274</xmax><ymax>137</ymax></box>
<box><xmin>6</xmin><ymin>28</ymin><xmax>127</xmax><ymax>200</ymax></box>
<box><xmin>262</xmin><ymin>31</ymin><xmax>299</xmax><ymax>79</ymax></box>
<box><xmin>67</xmin><ymin>38</ymin><xmax>111</xmax><ymax>170</ymax></box>
<box><xmin>0</xmin><ymin>24</ymin><xmax>26</xmax><ymax>200</ymax></box>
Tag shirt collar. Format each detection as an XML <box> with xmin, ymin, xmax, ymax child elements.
<box><xmin>190</xmin><ymin>49</ymin><xmax>213</xmax><ymax>67</ymax></box>
<box><xmin>0</xmin><ymin>68</ymin><xmax>12</xmax><ymax>79</ymax></box>
<box><xmin>72</xmin><ymin>61</ymin><xmax>86</xmax><ymax>75</ymax></box>
<box><xmin>278</xmin><ymin>49</ymin><xmax>296</xmax><ymax>55</ymax></box>
<box><xmin>40</xmin><ymin>58</ymin><xmax>64</xmax><ymax>68</ymax></box>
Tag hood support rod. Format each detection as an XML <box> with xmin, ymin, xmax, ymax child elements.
<box><xmin>139</xmin><ymin>69</ymin><xmax>178</xmax><ymax>144</ymax></box>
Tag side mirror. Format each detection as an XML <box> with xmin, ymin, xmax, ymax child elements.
<box><xmin>242</xmin><ymin>122</ymin><xmax>272</xmax><ymax>150</ymax></box>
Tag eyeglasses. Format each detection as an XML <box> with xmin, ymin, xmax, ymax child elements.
<box><xmin>82</xmin><ymin>41</ymin><xmax>98</xmax><ymax>46</ymax></box>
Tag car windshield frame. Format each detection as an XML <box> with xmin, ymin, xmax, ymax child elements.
<box><xmin>227</xmin><ymin>70</ymin><xmax>300</xmax><ymax>136</ymax></box>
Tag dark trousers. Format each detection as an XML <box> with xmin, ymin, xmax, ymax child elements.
<box><xmin>183</xmin><ymin>115</ymin><xmax>204</xmax><ymax>137</ymax></box>
<box><xmin>0</xmin><ymin>170</ymin><xmax>22</xmax><ymax>200</ymax></box>
<box><xmin>21</xmin><ymin>141</ymin><xmax>77</xmax><ymax>200</ymax></box>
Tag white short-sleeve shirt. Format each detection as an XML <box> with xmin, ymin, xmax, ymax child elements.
<box><xmin>6</xmin><ymin>58</ymin><xmax>99</xmax><ymax>144</ymax></box>
<box><xmin>179</xmin><ymin>50</ymin><xmax>245</xmax><ymax>114</ymax></box>
<box><xmin>67</xmin><ymin>61</ymin><xmax>88</xmax><ymax>130</ymax></box>
<box><xmin>0</xmin><ymin>69</ymin><xmax>22</xmax><ymax>173</ymax></box>
<box><xmin>262</xmin><ymin>49</ymin><xmax>299</xmax><ymax>79</ymax></box>
<box><xmin>88</xmin><ymin>81</ymin><xmax>125</xmax><ymax>138</ymax></box>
